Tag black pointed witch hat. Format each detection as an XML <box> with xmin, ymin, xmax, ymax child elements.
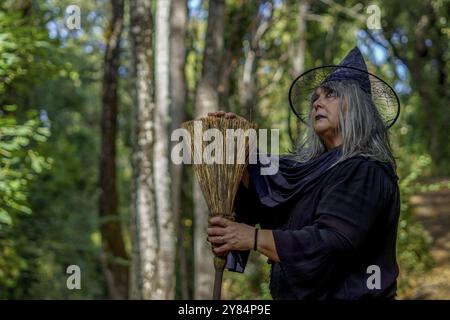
<box><xmin>288</xmin><ymin>47</ymin><xmax>400</xmax><ymax>129</ymax></box>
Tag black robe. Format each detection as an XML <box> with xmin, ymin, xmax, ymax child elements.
<box><xmin>226</xmin><ymin>146</ymin><xmax>401</xmax><ymax>299</ymax></box>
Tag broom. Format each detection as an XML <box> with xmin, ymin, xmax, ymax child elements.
<box><xmin>182</xmin><ymin>116</ymin><xmax>257</xmax><ymax>300</ymax></box>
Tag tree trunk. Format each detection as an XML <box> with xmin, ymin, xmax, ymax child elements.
<box><xmin>218</xmin><ymin>4</ymin><xmax>250</xmax><ymax>112</ymax></box>
<box><xmin>99</xmin><ymin>0</ymin><xmax>128</xmax><ymax>300</ymax></box>
<box><xmin>170</xmin><ymin>0</ymin><xmax>189</xmax><ymax>300</ymax></box>
<box><xmin>290</xmin><ymin>0</ymin><xmax>309</xmax><ymax>79</ymax></box>
<box><xmin>154</xmin><ymin>0</ymin><xmax>176</xmax><ymax>299</ymax></box>
<box><xmin>288</xmin><ymin>0</ymin><xmax>309</xmax><ymax>143</ymax></box>
<box><xmin>193</xmin><ymin>0</ymin><xmax>225</xmax><ymax>300</ymax></box>
<box><xmin>239</xmin><ymin>45</ymin><xmax>257</xmax><ymax>120</ymax></box>
<box><xmin>129</xmin><ymin>0</ymin><xmax>158</xmax><ymax>300</ymax></box>
<box><xmin>239</xmin><ymin>1</ymin><xmax>272</xmax><ymax>120</ymax></box>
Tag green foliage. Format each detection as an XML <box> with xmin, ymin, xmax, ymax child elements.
<box><xmin>225</xmin><ymin>254</ymin><xmax>272</xmax><ymax>300</ymax></box>
<box><xmin>0</xmin><ymin>107</ymin><xmax>51</xmax><ymax>227</ymax></box>
<box><xmin>0</xmin><ymin>11</ymin><xmax>60</xmax><ymax>96</ymax></box>
<box><xmin>396</xmin><ymin>154</ymin><xmax>436</xmax><ymax>297</ymax></box>
<box><xmin>0</xmin><ymin>0</ymin><xmax>109</xmax><ymax>298</ymax></box>
<box><xmin>0</xmin><ymin>106</ymin><xmax>53</xmax><ymax>294</ymax></box>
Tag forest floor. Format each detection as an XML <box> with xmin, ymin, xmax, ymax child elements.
<box><xmin>407</xmin><ymin>184</ymin><xmax>450</xmax><ymax>299</ymax></box>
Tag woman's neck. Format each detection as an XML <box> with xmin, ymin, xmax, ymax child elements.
<box><xmin>323</xmin><ymin>135</ymin><xmax>343</xmax><ymax>151</ymax></box>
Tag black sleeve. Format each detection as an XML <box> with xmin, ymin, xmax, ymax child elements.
<box><xmin>225</xmin><ymin>182</ymin><xmax>256</xmax><ymax>273</ymax></box>
<box><xmin>232</xmin><ymin>180</ymin><xmax>262</xmax><ymax>226</ymax></box>
<box><xmin>272</xmin><ymin>159</ymin><xmax>389</xmax><ymax>288</ymax></box>
<box><xmin>226</xmin><ymin>175</ymin><xmax>288</xmax><ymax>273</ymax></box>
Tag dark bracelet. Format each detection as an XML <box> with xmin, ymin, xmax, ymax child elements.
<box><xmin>253</xmin><ymin>228</ymin><xmax>259</xmax><ymax>251</ymax></box>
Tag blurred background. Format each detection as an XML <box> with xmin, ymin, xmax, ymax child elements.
<box><xmin>0</xmin><ymin>0</ymin><xmax>449</xmax><ymax>299</ymax></box>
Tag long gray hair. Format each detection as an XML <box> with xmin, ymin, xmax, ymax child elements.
<box><xmin>291</xmin><ymin>81</ymin><xmax>396</xmax><ymax>168</ymax></box>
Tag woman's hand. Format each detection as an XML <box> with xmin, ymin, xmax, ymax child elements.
<box><xmin>207</xmin><ymin>216</ymin><xmax>281</xmax><ymax>262</ymax></box>
<box><xmin>207</xmin><ymin>216</ymin><xmax>255</xmax><ymax>255</ymax></box>
<box><xmin>207</xmin><ymin>110</ymin><xmax>247</xmax><ymax>122</ymax></box>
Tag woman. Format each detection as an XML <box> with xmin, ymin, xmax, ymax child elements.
<box><xmin>206</xmin><ymin>47</ymin><xmax>401</xmax><ymax>299</ymax></box>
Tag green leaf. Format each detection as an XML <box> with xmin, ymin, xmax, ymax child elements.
<box><xmin>0</xmin><ymin>210</ymin><xmax>12</xmax><ymax>225</ymax></box>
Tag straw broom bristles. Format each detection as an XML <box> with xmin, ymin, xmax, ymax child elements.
<box><xmin>181</xmin><ymin>116</ymin><xmax>258</xmax><ymax>299</ymax></box>
<box><xmin>182</xmin><ymin>116</ymin><xmax>257</xmax><ymax>219</ymax></box>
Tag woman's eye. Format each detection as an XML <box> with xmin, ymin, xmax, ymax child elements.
<box><xmin>326</xmin><ymin>91</ymin><xmax>336</xmax><ymax>98</ymax></box>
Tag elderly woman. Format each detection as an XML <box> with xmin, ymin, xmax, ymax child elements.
<box><xmin>206</xmin><ymin>47</ymin><xmax>401</xmax><ymax>299</ymax></box>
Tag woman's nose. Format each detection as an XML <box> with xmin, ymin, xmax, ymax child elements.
<box><xmin>313</xmin><ymin>100</ymin><xmax>323</xmax><ymax>111</ymax></box>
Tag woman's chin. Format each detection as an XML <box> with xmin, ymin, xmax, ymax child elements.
<box><xmin>313</xmin><ymin>123</ymin><xmax>330</xmax><ymax>135</ymax></box>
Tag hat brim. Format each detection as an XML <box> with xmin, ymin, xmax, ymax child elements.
<box><xmin>288</xmin><ymin>65</ymin><xmax>400</xmax><ymax>129</ymax></box>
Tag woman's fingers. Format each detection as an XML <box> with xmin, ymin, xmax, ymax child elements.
<box><xmin>207</xmin><ymin>110</ymin><xmax>226</xmax><ymax>117</ymax></box>
<box><xmin>207</xmin><ymin>235</ymin><xmax>227</xmax><ymax>245</ymax></box>
<box><xmin>213</xmin><ymin>243</ymin><xmax>230</xmax><ymax>255</ymax></box>
<box><xmin>225</xmin><ymin>112</ymin><xmax>236</xmax><ymax>118</ymax></box>
<box><xmin>209</xmin><ymin>216</ymin><xmax>231</xmax><ymax>227</ymax></box>
<box><xmin>207</xmin><ymin>227</ymin><xmax>226</xmax><ymax>236</ymax></box>
<box><xmin>206</xmin><ymin>237</ymin><xmax>229</xmax><ymax>257</ymax></box>
<box><xmin>207</xmin><ymin>110</ymin><xmax>246</xmax><ymax>120</ymax></box>
<box><xmin>206</xmin><ymin>219</ymin><xmax>254</xmax><ymax>252</ymax></box>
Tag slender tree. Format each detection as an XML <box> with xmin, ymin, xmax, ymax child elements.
<box><xmin>219</xmin><ymin>0</ymin><xmax>262</xmax><ymax>112</ymax></box>
<box><xmin>170</xmin><ymin>0</ymin><xmax>189</xmax><ymax>299</ymax></box>
<box><xmin>99</xmin><ymin>0</ymin><xmax>128</xmax><ymax>300</ymax></box>
<box><xmin>129</xmin><ymin>0</ymin><xmax>176</xmax><ymax>300</ymax></box>
<box><xmin>154</xmin><ymin>0</ymin><xmax>176</xmax><ymax>299</ymax></box>
<box><xmin>129</xmin><ymin>0</ymin><xmax>157</xmax><ymax>299</ymax></box>
<box><xmin>239</xmin><ymin>0</ymin><xmax>273</xmax><ymax>120</ymax></box>
<box><xmin>193</xmin><ymin>0</ymin><xmax>225</xmax><ymax>299</ymax></box>
<box><xmin>288</xmin><ymin>0</ymin><xmax>310</xmax><ymax>143</ymax></box>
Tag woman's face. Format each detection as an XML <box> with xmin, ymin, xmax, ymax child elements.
<box><xmin>311</xmin><ymin>86</ymin><xmax>343</xmax><ymax>144</ymax></box>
